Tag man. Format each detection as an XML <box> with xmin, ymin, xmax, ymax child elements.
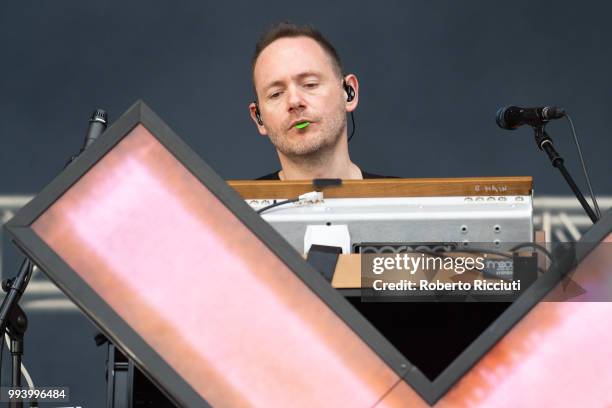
<box><xmin>249</xmin><ymin>22</ymin><xmax>386</xmax><ymax>180</ymax></box>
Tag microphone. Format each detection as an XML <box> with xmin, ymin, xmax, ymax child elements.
<box><xmin>496</xmin><ymin>106</ymin><xmax>565</xmax><ymax>130</ymax></box>
<box><xmin>82</xmin><ymin>108</ymin><xmax>108</xmax><ymax>149</ymax></box>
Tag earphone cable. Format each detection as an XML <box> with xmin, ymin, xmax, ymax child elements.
<box><xmin>348</xmin><ymin>112</ymin><xmax>356</xmax><ymax>142</ymax></box>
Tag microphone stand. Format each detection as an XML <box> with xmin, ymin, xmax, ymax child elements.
<box><xmin>532</xmin><ymin>125</ymin><xmax>598</xmax><ymax>223</ymax></box>
<box><xmin>0</xmin><ymin>109</ymin><xmax>107</xmax><ymax>407</ymax></box>
<box><xmin>0</xmin><ymin>259</ymin><xmax>32</xmax><ymax>408</ymax></box>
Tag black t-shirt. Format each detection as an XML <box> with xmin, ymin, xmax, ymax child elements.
<box><xmin>256</xmin><ymin>170</ymin><xmax>394</xmax><ymax>180</ymax></box>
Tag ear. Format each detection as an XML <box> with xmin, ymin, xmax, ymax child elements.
<box><xmin>249</xmin><ymin>101</ymin><xmax>268</xmax><ymax>136</ymax></box>
<box><xmin>344</xmin><ymin>74</ymin><xmax>359</xmax><ymax>113</ymax></box>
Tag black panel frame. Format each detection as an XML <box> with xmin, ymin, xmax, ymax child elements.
<box><xmin>5</xmin><ymin>101</ymin><xmax>412</xmax><ymax>406</ymax></box>
<box><xmin>6</xmin><ymin>100</ymin><xmax>612</xmax><ymax>406</ymax></box>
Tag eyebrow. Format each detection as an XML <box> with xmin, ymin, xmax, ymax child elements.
<box><xmin>262</xmin><ymin>71</ymin><xmax>322</xmax><ymax>93</ymax></box>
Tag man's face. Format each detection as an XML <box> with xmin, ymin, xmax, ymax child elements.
<box><xmin>251</xmin><ymin>37</ymin><xmax>348</xmax><ymax>158</ymax></box>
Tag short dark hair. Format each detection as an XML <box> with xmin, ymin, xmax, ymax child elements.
<box><xmin>252</xmin><ymin>22</ymin><xmax>343</xmax><ymax>92</ymax></box>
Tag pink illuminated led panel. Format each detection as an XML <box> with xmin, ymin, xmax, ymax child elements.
<box><xmin>31</xmin><ymin>124</ymin><xmax>402</xmax><ymax>407</ymax></box>
<box><xmin>376</xmin><ymin>234</ymin><xmax>612</xmax><ymax>408</ymax></box>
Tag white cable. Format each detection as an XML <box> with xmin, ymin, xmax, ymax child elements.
<box><xmin>4</xmin><ymin>333</ymin><xmax>35</xmax><ymax>388</ymax></box>
<box><xmin>298</xmin><ymin>191</ymin><xmax>324</xmax><ymax>203</ymax></box>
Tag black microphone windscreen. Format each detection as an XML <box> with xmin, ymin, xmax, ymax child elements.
<box><xmin>496</xmin><ymin>106</ymin><xmax>520</xmax><ymax>130</ymax></box>
<box><xmin>90</xmin><ymin>109</ymin><xmax>108</xmax><ymax>124</ymax></box>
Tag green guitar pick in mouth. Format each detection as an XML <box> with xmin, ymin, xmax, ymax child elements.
<box><xmin>295</xmin><ymin>121</ymin><xmax>310</xmax><ymax>129</ymax></box>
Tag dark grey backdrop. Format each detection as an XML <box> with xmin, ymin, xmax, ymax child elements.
<box><xmin>1</xmin><ymin>1</ymin><xmax>611</xmax><ymax>407</ymax></box>
<box><xmin>1</xmin><ymin>1</ymin><xmax>611</xmax><ymax>195</ymax></box>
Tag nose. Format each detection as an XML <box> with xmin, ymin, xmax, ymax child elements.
<box><xmin>286</xmin><ymin>85</ymin><xmax>306</xmax><ymax>113</ymax></box>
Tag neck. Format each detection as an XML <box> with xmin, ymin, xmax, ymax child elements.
<box><xmin>276</xmin><ymin>135</ymin><xmax>362</xmax><ymax>180</ymax></box>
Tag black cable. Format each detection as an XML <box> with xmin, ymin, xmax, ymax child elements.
<box><xmin>347</xmin><ymin>112</ymin><xmax>356</xmax><ymax>142</ymax></box>
<box><xmin>407</xmin><ymin>248</ymin><xmax>548</xmax><ymax>281</ymax></box>
<box><xmin>257</xmin><ymin>198</ymin><xmax>300</xmax><ymax>214</ymax></box>
<box><xmin>509</xmin><ymin>243</ymin><xmax>553</xmax><ymax>262</ymax></box>
<box><xmin>452</xmin><ymin>248</ymin><xmax>515</xmax><ymax>259</ymax></box>
<box><xmin>0</xmin><ymin>331</ymin><xmax>4</xmax><ymax>386</ymax></box>
<box><xmin>565</xmin><ymin>114</ymin><xmax>602</xmax><ymax>219</ymax></box>
<box><xmin>459</xmin><ymin>244</ymin><xmax>554</xmax><ymax>269</ymax></box>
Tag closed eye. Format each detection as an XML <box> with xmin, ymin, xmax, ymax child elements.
<box><xmin>269</xmin><ymin>91</ymin><xmax>283</xmax><ymax>99</ymax></box>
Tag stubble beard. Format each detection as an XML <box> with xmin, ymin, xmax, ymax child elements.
<box><xmin>268</xmin><ymin>108</ymin><xmax>346</xmax><ymax>162</ymax></box>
